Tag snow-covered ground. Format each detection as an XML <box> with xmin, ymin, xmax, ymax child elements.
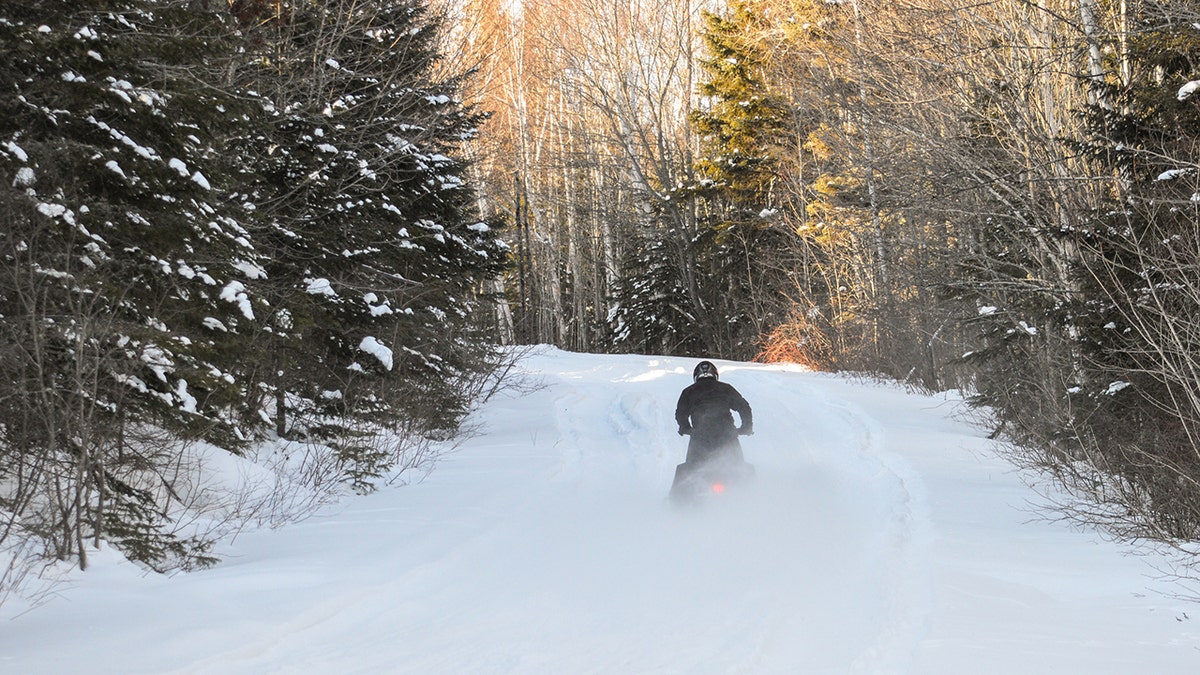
<box><xmin>2</xmin><ymin>348</ymin><xmax>1198</xmax><ymax>673</ymax></box>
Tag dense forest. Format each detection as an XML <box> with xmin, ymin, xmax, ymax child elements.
<box><xmin>4</xmin><ymin>0</ymin><xmax>1200</xmax><ymax>602</ymax></box>
<box><xmin>0</xmin><ymin>0</ymin><xmax>507</xmax><ymax>600</ymax></box>
<box><xmin>458</xmin><ymin>0</ymin><xmax>1200</xmax><ymax>572</ymax></box>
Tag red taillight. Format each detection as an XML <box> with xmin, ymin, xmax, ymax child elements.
<box><xmin>711</xmin><ymin>482</ymin><xmax>726</xmax><ymax>494</ymax></box>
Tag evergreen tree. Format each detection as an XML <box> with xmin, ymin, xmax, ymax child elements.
<box><xmin>231</xmin><ymin>0</ymin><xmax>506</xmax><ymax>490</ymax></box>
<box><xmin>689</xmin><ymin>0</ymin><xmax>797</xmax><ymax>359</ymax></box>
<box><xmin>0</xmin><ymin>0</ymin><xmax>260</xmax><ymax>570</ymax></box>
<box><xmin>611</xmin><ymin>0</ymin><xmax>808</xmax><ymax>360</ymax></box>
<box><xmin>692</xmin><ymin>0</ymin><xmax>790</xmax><ymax>211</ymax></box>
<box><xmin>0</xmin><ymin>0</ymin><xmax>507</xmax><ymax>589</ymax></box>
<box><xmin>610</xmin><ymin>198</ymin><xmax>708</xmax><ymax>356</ymax></box>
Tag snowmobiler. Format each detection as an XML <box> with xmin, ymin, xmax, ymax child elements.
<box><xmin>670</xmin><ymin>360</ymin><xmax>755</xmax><ymax>503</ymax></box>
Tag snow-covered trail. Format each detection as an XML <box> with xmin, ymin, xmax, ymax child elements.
<box><xmin>2</xmin><ymin>349</ymin><xmax>1197</xmax><ymax>673</ymax></box>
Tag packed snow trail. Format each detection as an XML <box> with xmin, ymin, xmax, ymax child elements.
<box><xmin>1</xmin><ymin>349</ymin><xmax>1197</xmax><ymax>673</ymax></box>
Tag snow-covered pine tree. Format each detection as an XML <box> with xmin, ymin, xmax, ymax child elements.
<box><xmin>230</xmin><ymin>0</ymin><xmax>506</xmax><ymax>491</ymax></box>
<box><xmin>609</xmin><ymin>0</ymin><xmax>797</xmax><ymax>360</ymax></box>
<box><xmin>610</xmin><ymin>204</ymin><xmax>708</xmax><ymax>357</ymax></box>
<box><xmin>687</xmin><ymin>0</ymin><xmax>797</xmax><ymax>359</ymax></box>
<box><xmin>0</xmin><ymin>0</ymin><xmax>263</xmax><ymax>572</ymax></box>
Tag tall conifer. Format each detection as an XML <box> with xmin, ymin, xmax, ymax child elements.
<box><xmin>231</xmin><ymin>0</ymin><xmax>506</xmax><ymax>490</ymax></box>
<box><xmin>690</xmin><ymin>0</ymin><xmax>795</xmax><ymax>358</ymax></box>
<box><xmin>0</xmin><ymin>0</ymin><xmax>259</xmax><ymax>570</ymax></box>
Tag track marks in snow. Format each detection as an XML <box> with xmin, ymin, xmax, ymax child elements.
<box><xmin>5</xmin><ymin>351</ymin><xmax>1199</xmax><ymax>675</ymax></box>
<box><xmin>528</xmin><ymin>361</ymin><xmax>937</xmax><ymax>672</ymax></box>
<box><xmin>183</xmin><ymin>358</ymin><xmax>940</xmax><ymax>674</ymax></box>
<box><xmin>819</xmin><ymin>395</ymin><xmax>935</xmax><ymax>672</ymax></box>
<box><xmin>741</xmin><ymin>372</ymin><xmax>935</xmax><ymax>672</ymax></box>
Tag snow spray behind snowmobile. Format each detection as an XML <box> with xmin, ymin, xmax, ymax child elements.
<box><xmin>668</xmin><ymin>451</ymin><xmax>756</xmax><ymax>504</ymax></box>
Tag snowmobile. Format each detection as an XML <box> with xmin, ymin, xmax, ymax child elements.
<box><xmin>668</xmin><ymin>453</ymin><xmax>755</xmax><ymax>505</ymax></box>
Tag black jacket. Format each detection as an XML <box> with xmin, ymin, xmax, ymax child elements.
<box><xmin>675</xmin><ymin>379</ymin><xmax>752</xmax><ymax>462</ymax></box>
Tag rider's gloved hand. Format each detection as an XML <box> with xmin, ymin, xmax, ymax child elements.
<box><xmin>739</xmin><ymin>423</ymin><xmax>753</xmax><ymax>436</ymax></box>
<box><xmin>678</xmin><ymin>424</ymin><xmax>691</xmax><ymax>436</ymax></box>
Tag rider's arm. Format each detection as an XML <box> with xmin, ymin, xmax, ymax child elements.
<box><xmin>729</xmin><ymin>386</ymin><xmax>753</xmax><ymax>434</ymax></box>
<box><xmin>675</xmin><ymin>388</ymin><xmax>693</xmax><ymax>435</ymax></box>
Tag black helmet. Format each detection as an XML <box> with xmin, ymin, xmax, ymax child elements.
<box><xmin>693</xmin><ymin>360</ymin><xmax>719</xmax><ymax>382</ymax></box>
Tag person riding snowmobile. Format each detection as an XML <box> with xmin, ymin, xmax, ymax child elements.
<box><xmin>671</xmin><ymin>361</ymin><xmax>753</xmax><ymax>500</ymax></box>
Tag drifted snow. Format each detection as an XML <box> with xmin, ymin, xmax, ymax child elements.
<box><xmin>1157</xmin><ymin>167</ymin><xmax>1193</xmax><ymax>181</ymax></box>
<box><xmin>191</xmin><ymin>171</ymin><xmax>211</xmax><ymax>190</ymax></box>
<box><xmin>219</xmin><ymin>280</ymin><xmax>254</xmax><ymax>320</ymax></box>
<box><xmin>1105</xmin><ymin>380</ymin><xmax>1132</xmax><ymax>395</ymax></box>
<box><xmin>35</xmin><ymin>202</ymin><xmax>67</xmax><ymax>218</ymax></box>
<box><xmin>202</xmin><ymin>317</ymin><xmax>228</xmax><ymax>332</ymax></box>
<box><xmin>358</xmin><ymin>336</ymin><xmax>393</xmax><ymax>370</ymax></box>
<box><xmin>232</xmin><ymin>259</ymin><xmax>267</xmax><ymax>280</ymax></box>
<box><xmin>4</xmin><ymin>141</ymin><xmax>30</xmax><ymax>162</ymax></box>
<box><xmin>0</xmin><ymin>349</ymin><xmax>1195</xmax><ymax>673</ymax></box>
<box><xmin>13</xmin><ymin>166</ymin><xmax>36</xmax><ymax>186</ymax></box>
<box><xmin>175</xmin><ymin>378</ymin><xmax>197</xmax><ymax>413</ymax></box>
<box><xmin>305</xmin><ymin>277</ymin><xmax>336</xmax><ymax>297</ymax></box>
